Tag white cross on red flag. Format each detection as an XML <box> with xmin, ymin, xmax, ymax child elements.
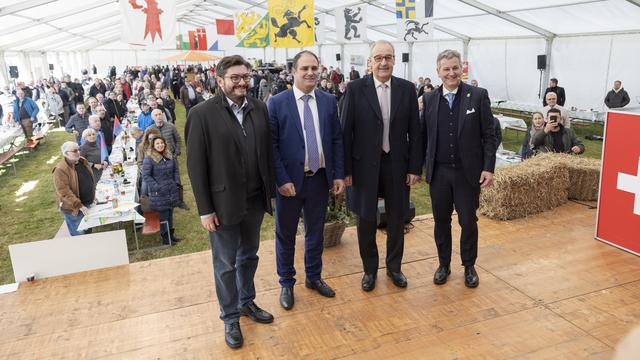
<box><xmin>597</xmin><ymin>111</ymin><xmax>640</xmax><ymax>255</ymax></box>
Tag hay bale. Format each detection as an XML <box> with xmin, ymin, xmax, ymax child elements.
<box><xmin>525</xmin><ymin>153</ymin><xmax>601</xmax><ymax>201</ymax></box>
<box><xmin>479</xmin><ymin>161</ymin><xmax>569</xmax><ymax>220</ymax></box>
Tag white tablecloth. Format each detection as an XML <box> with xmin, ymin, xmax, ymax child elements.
<box><xmin>496</xmin><ymin>149</ymin><xmax>522</xmax><ymax>167</ymax></box>
<box><xmin>0</xmin><ymin>125</ymin><xmax>22</xmax><ymax>149</ymax></box>
<box><xmin>77</xmin><ymin>132</ymin><xmax>144</xmax><ymax>231</ymax></box>
<box><xmin>496</xmin><ymin>115</ymin><xmax>527</xmax><ymax>130</ymax></box>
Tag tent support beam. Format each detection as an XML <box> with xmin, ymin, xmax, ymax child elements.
<box><xmin>0</xmin><ymin>0</ymin><xmax>56</xmax><ymax>16</ymax></box>
<box><xmin>542</xmin><ymin>37</ymin><xmax>554</xmax><ymax>101</ymax></box>
<box><xmin>457</xmin><ymin>0</ymin><xmax>555</xmax><ymax>38</ymax></box>
<box><xmin>625</xmin><ymin>0</ymin><xmax>640</xmax><ymax>7</ymax></box>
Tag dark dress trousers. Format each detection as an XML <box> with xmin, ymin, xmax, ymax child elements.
<box><xmin>341</xmin><ymin>74</ymin><xmax>422</xmax><ymax>274</ymax></box>
<box><xmin>268</xmin><ymin>88</ymin><xmax>344</xmax><ymax>288</ymax></box>
<box><xmin>186</xmin><ymin>94</ymin><xmax>275</xmax><ymax>324</ymax></box>
<box><xmin>421</xmin><ymin>82</ymin><xmax>497</xmax><ymax>267</ymax></box>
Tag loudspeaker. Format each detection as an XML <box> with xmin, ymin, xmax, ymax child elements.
<box><xmin>49</xmin><ymin>64</ymin><xmax>54</xmax><ymax>70</ymax></box>
<box><xmin>537</xmin><ymin>55</ymin><xmax>546</xmax><ymax>70</ymax></box>
<box><xmin>376</xmin><ymin>200</ymin><xmax>416</xmax><ymax>228</ymax></box>
<box><xmin>402</xmin><ymin>53</ymin><xmax>409</xmax><ymax>63</ymax></box>
<box><xmin>335</xmin><ymin>53</ymin><xmax>341</xmax><ymax>61</ymax></box>
<box><xmin>9</xmin><ymin>66</ymin><xmax>18</xmax><ymax>79</ymax></box>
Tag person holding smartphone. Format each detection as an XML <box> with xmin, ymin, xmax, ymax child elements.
<box><xmin>532</xmin><ymin>108</ymin><xmax>584</xmax><ymax>154</ymax></box>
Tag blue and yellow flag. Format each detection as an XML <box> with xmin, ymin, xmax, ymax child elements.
<box><xmin>235</xmin><ymin>10</ymin><xmax>270</xmax><ymax>48</ymax></box>
<box><xmin>268</xmin><ymin>0</ymin><xmax>314</xmax><ymax>48</ymax></box>
<box><xmin>396</xmin><ymin>0</ymin><xmax>416</xmax><ymax>19</ymax></box>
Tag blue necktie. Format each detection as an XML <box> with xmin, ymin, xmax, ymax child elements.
<box><xmin>446</xmin><ymin>92</ymin><xmax>455</xmax><ymax>109</ymax></box>
<box><xmin>302</xmin><ymin>95</ymin><xmax>320</xmax><ymax>173</ymax></box>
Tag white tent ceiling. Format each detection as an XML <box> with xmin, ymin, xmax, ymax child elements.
<box><xmin>1</xmin><ymin>0</ymin><xmax>640</xmax><ymax>51</ymax></box>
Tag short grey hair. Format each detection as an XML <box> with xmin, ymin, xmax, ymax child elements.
<box><xmin>436</xmin><ymin>49</ymin><xmax>462</xmax><ymax>70</ymax></box>
<box><xmin>81</xmin><ymin>128</ymin><xmax>96</xmax><ymax>140</ymax></box>
<box><xmin>88</xmin><ymin>114</ymin><xmax>101</xmax><ymax>124</ymax></box>
<box><xmin>369</xmin><ymin>40</ymin><xmax>395</xmax><ymax>55</ymax></box>
<box><xmin>60</xmin><ymin>141</ymin><xmax>78</xmax><ymax>155</ymax></box>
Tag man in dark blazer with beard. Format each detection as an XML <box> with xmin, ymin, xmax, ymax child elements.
<box><xmin>341</xmin><ymin>40</ymin><xmax>423</xmax><ymax>292</ymax></box>
<box><xmin>186</xmin><ymin>55</ymin><xmax>275</xmax><ymax>349</ymax></box>
<box><xmin>422</xmin><ymin>49</ymin><xmax>497</xmax><ymax>289</ymax></box>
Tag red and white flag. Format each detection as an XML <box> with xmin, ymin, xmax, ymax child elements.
<box><xmin>121</xmin><ymin>0</ymin><xmax>176</xmax><ymax>49</ymax></box>
<box><xmin>596</xmin><ymin>111</ymin><xmax>640</xmax><ymax>255</ymax></box>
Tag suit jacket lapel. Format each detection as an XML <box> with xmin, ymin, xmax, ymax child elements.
<box><xmin>314</xmin><ymin>89</ymin><xmax>326</xmax><ymax>141</ymax></box>
<box><xmin>287</xmin><ymin>90</ymin><xmax>305</xmax><ymax>141</ymax></box>
<box><xmin>364</xmin><ymin>75</ymin><xmax>382</xmax><ymax>121</ymax></box>
<box><xmin>457</xmin><ymin>82</ymin><xmax>470</xmax><ymax>138</ymax></box>
<box><xmin>390</xmin><ymin>76</ymin><xmax>401</xmax><ymax>124</ymax></box>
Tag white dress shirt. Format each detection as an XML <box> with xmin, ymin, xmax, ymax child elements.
<box><xmin>292</xmin><ymin>85</ymin><xmax>325</xmax><ymax>171</ymax></box>
<box><xmin>441</xmin><ymin>86</ymin><xmax>459</xmax><ymax>101</ymax></box>
<box><xmin>372</xmin><ymin>76</ymin><xmax>391</xmax><ymax>119</ymax></box>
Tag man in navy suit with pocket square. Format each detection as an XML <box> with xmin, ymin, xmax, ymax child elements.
<box><xmin>421</xmin><ymin>49</ymin><xmax>497</xmax><ymax>288</ymax></box>
<box><xmin>268</xmin><ymin>50</ymin><xmax>345</xmax><ymax>311</ymax></box>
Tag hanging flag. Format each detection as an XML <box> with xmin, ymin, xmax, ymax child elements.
<box><xmin>396</xmin><ymin>0</ymin><xmax>416</xmax><ymax>19</ymax></box>
<box><xmin>113</xmin><ymin>115</ymin><xmax>123</xmax><ymax>139</ymax></box>
<box><xmin>196</xmin><ymin>28</ymin><xmax>208</xmax><ymax>50</ymax></box>
<box><xmin>335</xmin><ymin>5</ymin><xmax>367</xmax><ymax>43</ymax></box>
<box><xmin>268</xmin><ymin>0</ymin><xmax>314</xmax><ymax>48</ymax></box>
<box><xmin>217</xmin><ymin>19</ymin><xmax>234</xmax><ymax>35</ymax></box>
<box><xmin>235</xmin><ymin>10</ymin><xmax>270</xmax><ymax>48</ymax></box>
<box><xmin>397</xmin><ymin>0</ymin><xmax>433</xmax><ymax>42</ymax></box>
<box><xmin>99</xmin><ymin>131</ymin><xmax>109</xmax><ymax>162</ymax></box>
<box><xmin>314</xmin><ymin>13</ymin><xmax>325</xmax><ymax>44</ymax></box>
<box><xmin>121</xmin><ymin>0</ymin><xmax>176</xmax><ymax>49</ymax></box>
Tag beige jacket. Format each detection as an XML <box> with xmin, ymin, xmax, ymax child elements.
<box><xmin>52</xmin><ymin>157</ymin><xmax>95</xmax><ymax>215</ymax></box>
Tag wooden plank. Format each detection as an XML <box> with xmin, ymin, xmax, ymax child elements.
<box><xmin>548</xmin><ymin>280</ymin><xmax>640</xmax><ymax>347</ymax></box>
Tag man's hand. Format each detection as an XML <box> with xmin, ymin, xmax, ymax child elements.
<box><xmin>344</xmin><ymin>175</ymin><xmax>352</xmax><ymax>186</ymax></box>
<box><xmin>94</xmin><ymin>164</ymin><xmax>103</xmax><ymax>170</ymax></box>
<box><xmin>333</xmin><ymin>179</ymin><xmax>345</xmax><ymax>195</ymax></box>
<box><xmin>278</xmin><ymin>183</ymin><xmax>296</xmax><ymax>197</ymax></box>
<box><xmin>479</xmin><ymin>171</ymin><xmax>494</xmax><ymax>188</ymax></box>
<box><xmin>79</xmin><ymin>206</ymin><xmax>89</xmax><ymax>215</ymax></box>
<box><xmin>571</xmin><ymin>146</ymin><xmax>581</xmax><ymax>154</ymax></box>
<box><xmin>544</xmin><ymin>121</ymin><xmax>558</xmax><ymax>133</ymax></box>
<box><xmin>406</xmin><ymin>174</ymin><xmax>420</xmax><ymax>186</ymax></box>
<box><xmin>73</xmin><ymin>130</ymin><xmax>79</xmax><ymax>137</ymax></box>
<box><xmin>201</xmin><ymin>214</ymin><xmax>219</xmax><ymax>232</ymax></box>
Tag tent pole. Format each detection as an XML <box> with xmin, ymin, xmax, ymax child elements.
<box><xmin>0</xmin><ymin>51</ymin><xmax>9</xmax><ymax>87</ymax></box>
<box><xmin>407</xmin><ymin>42</ymin><xmax>413</xmax><ymax>81</ymax></box>
<box><xmin>542</xmin><ymin>37</ymin><xmax>554</xmax><ymax>101</ymax></box>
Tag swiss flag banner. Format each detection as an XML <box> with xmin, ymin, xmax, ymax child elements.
<box><xmin>121</xmin><ymin>0</ymin><xmax>176</xmax><ymax>49</ymax></box>
<box><xmin>596</xmin><ymin>111</ymin><xmax>640</xmax><ymax>255</ymax></box>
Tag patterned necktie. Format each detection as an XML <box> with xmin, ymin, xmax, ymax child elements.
<box><xmin>379</xmin><ymin>84</ymin><xmax>390</xmax><ymax>153</ymax></box>
<box><xmin>302</xmin><ymin>95</ymin><xmax>320</xmax><ymax>173</ymax></box>
<box><xmin>446</xmin><ymin>92</ymin><xmax>455</xmax><ymax>109</ymax></box>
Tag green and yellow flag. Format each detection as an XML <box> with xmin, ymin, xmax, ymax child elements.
<box><xmin>268</xmin><ymin>0</ymin><xmax>314</xmax><ymax>48</ymax></box>
<box><xmin>235</xmin><ymin>10</ymin><xmax>270</xmax><ymax>48</ymax></box>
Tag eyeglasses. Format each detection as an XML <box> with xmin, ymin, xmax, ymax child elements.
<box><xmin>225</xmin><ymin>74</ymin><xmax>251</xmax><ymax>84</ymax></box>
<box><xmin>66</xmin><ymin>149</ymin><xmax>80</xmax><ymax>153</ymax></box>
<box><xmin>372</xmin><ymin>55</ymin><xmax>395</xmax><ymax>63</ymax></box>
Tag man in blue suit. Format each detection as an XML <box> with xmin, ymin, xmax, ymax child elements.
<box><xmin>269</xmin><ymin>51</ymin><xmax>345</xmax><ymax>310</ymax></box>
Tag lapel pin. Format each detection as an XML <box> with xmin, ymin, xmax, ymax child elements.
<box><xmin>466</xmin><ymin>93</ymin><xmax>470</xmax><ymax>98</ymax></box>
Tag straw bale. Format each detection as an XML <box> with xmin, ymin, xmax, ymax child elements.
<box><xmin>526</xmin><ymin>153</ymin><xmax>601</xmax><ymax>201</ymax></box>
<box><xmin>479</xmin><ymin>162</ymin><xmax>569</xmax><ymax>220</ymax></box>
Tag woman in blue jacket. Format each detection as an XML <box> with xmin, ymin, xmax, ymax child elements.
<box><xmin>142</xmin><ymin>136</ymin><xmax>181</xmax><ymax>245</ymax></box>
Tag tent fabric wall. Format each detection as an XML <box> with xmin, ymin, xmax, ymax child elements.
<box><xmin>412</xmin><ymin>41</ymin><xmax>464</xmax><ymax>83</ymax></box>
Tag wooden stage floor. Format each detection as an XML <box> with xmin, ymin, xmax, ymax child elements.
<box><xmin>1</xmin><ymin>201</ymin><xmax>639</xmax><ymax>359</ymax></box>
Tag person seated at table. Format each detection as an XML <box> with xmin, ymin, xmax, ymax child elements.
<box><xmin>532</xmin><ymin>108</ymin><xmax>584</xmax><ymax>155</ymax></box>
<box><xmin>65</xmin><ymin>103</ymin><xmax>90</xmax><ymax>143</ymax></box>
<box><xmin>520</xmin><ymin>112</ymin><xmax>546</xmax><ymax>159</ymax></box>
<box><xmin>142</xmin><ymin>136</ymin><xmax>181</xmax><ymax>245</ymax></box>
<box><xmin>137</xmin><ymin>100</ymin><xmax>154</xmax><ymax>131</ymax></box>
<box><xmin>53</xmin><ymin>141</ymin><xmax>96</xmax><ymax>236</ymax></box>
<box><xmin>80</xmin><ymin>128</ymin><xmax>108</xmax><ymax>182</ymax></box>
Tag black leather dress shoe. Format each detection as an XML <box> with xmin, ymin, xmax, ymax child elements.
<box><xmin>280</xmin><ymin>287</ymin><xmax>294</xmax><ymax>310</ymax></box>
<box><xmin>305</xmin><ymin>279</ymin><xmax>336</xmax><ymax>297</ymax></box>
<box><xmin>361</xmin><ymin>273</ymin><xmax>377</xmax><ymax>292</ymax></box>
<box><xmin>224</xmin><ymin>322</ymin><xmax>243</xmax><ymax>349</ymax></box>
<box><xmin>239</xmin><ymin>301</ymin><xmax>274</xmax><ymax>324</ymax></box>
<box><xmin>386</xmin><ymin>270</ymin><xmax>408</xmax><ymax>288</ymax></box>
<box><xmin>433</xmin><ymin>265</ymin><xmax>451</xmax><ymax>285</ymax></box>
<box><xmin>464</xmin><ymin>265</ymin><xmax>479</xmax><ymax>288</ymax></box>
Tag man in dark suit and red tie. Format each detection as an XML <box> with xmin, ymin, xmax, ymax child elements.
<box><xmin>268</xmin><ymin>51</ymin><xmax>345</xmax><ymax>310</ymax></box>
<box><xmin>421</xmin><ymin>49</ymin><xmax>497</xmax><ymax>288</ymax></box>
<box><xmin>341</xmin><ymin>40</ymin><xmax>423</xmax><ymax>292</ymax></box>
